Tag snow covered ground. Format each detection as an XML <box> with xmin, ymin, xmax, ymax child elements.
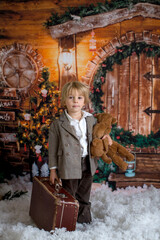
<box><xmin>0</xmin><ymin>174</ymin><xmax>160</xmax><ymax>240</ymax></box>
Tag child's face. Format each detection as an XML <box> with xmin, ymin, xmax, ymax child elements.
<box><xmin>65</xmin><ymin>89</ymin><xmax>85</xmax><ymax>115</ymax></box>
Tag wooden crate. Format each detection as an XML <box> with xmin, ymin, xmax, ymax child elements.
<box><xmin>108</xmin><ymin>153</ymin><xmax>160</xmax><ymax>189</ymax></box>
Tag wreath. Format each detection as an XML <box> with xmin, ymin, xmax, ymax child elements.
<box><xmin>90</xmin><ymin>41</ymin><xmax>160</xmax><ymax>149</ymax></box>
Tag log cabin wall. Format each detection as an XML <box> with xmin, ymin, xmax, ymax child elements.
<box><xmin>0</xmin><ymin>0</ymin><xmax>160</xmax><ymax>173</ymax></box>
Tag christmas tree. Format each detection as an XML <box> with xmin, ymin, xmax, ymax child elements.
<box><xmin>17</xmin><ymin>68</ymin><xmax>62</xmax><ymax>177</ymax></box>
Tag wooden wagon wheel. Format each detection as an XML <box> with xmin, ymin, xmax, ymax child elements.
<box><xmin>0</xmin><ymin>43</ymin><xmax>43</xmax><ymax>95</ymax></box>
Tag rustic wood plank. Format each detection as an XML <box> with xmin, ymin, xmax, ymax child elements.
<box><xmin>152</xmin><ymin>56</ymin><xmax>160</xmax><ymax>133</ymax></box>
<box><xmin>0</xmin><ymin>99</ymin><xmax>20</xmax><ymax>109</ymax></box>
<box><xmin>129</xmin><ymin>54</ymin><xmax>139</xmax><ymax>134</ymax></box>
<box><xmin>102</xmin><ymin>64</ymin><xmax>119</xmax><ymax>119</ymax></box>
<box><xmin>116</xmin><ymin>181</ymin><xmax>160</xmax><ymax>188</ymax></box>
<box><xmin>139</xmin><ymin>53</ymin><xmax>152</xmax><ymax>135</ymax></box>
<box><xmin>0</xmin><ymin>133</ymin><xmax>17</xmax><ymax>142</ymax></box>
<box><xmin>136</xmin><ymin>160</ymin><xmax>160</xmax><ymax>173</ymax></box>
<box><xmin>109</xmin><ymin>172</ymin><xmax>160</xmax><ymax>182</ymax></box>
<box><xmin>118</xmin><ymin>58</ymin><xmax>130</xmax><ymax>129</ymax></box>
<box><xmin>0</xmin><ymin>111</ymin><xmax>15</xmax><ymax>121</ymax></box>
<box><xmin>0</xmin><ymin>88</ymin><xmax>17</xmax><ymax>98</ymax></box>
<box><xmin>49</xmin><ymin>3</ymin><xmax>160</xmax><ymax>39</ymax></box>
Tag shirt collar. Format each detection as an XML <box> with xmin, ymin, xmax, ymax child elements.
<box><xmin>65</xmin><ymin>110</ymin><xmax>92</xmax><ymax>122</ymax></box>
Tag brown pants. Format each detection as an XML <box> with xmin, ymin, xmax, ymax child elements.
<box><xmin>62</xmin><ymin>156</ymin><xmax>93</xmax><ymax>224</ymax></box>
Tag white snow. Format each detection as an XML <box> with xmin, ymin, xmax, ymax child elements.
<box><xmin>0</xmin><ymin>174</ymin><xmax>160</xmax><ymax>240</ymax></box>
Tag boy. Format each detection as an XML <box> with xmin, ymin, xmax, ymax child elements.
<box><xmin>49</xmin><ymin>81</ymin><xmax>111</xmax><ymax>224</ymax></box>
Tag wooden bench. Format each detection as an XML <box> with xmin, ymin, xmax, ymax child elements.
<box><xmin>108</xmin><ymin>153</ymin><xmax>160</xmax><ymax>189</ymax></box>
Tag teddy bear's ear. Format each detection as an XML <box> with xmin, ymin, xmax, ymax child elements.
<box><xmin>112</xmin><ymin>117</ymin><xmax>117</xmax><ymax>125</ymax></box>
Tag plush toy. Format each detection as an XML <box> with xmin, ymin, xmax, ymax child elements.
<box><xmin>91</xmin><ymin>113</ymin><xmax>134</xmax><ymax>171</ymax></box>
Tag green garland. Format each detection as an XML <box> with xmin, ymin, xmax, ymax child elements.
<box><xmin>110</xmin><ymin>124</ymin><xmax>160</xmax><ymax>149</ymax></box>
<box><xmin>90</xmin><ymin>41</ymin><xmax>160</xmax><ymax>149</ymax></box>
<box><xmin>44</xmin><ymin>0</ymin><xmax>160</xmax><ymax>27</ymax></box>
<box><xmin>90</xmin><ymin>41</ymin><xmax>160</xmax><ymax>113</ymax></box>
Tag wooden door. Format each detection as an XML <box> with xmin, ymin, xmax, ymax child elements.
<box><xmin>102</xmin><ymin>53</ymin><xmax>160</xmax><ymax>135</ymax></box>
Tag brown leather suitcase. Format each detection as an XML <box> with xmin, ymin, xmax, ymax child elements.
<box><xmin>29</xmin><ymin>176</ymin><xmax>79</xmax><ymax>232</ymax></box>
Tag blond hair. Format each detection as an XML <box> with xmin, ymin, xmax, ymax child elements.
<box><xmin>61</xmin><ymin>81</ymin><xmax>90</xmax><ymax>107</ymax></box>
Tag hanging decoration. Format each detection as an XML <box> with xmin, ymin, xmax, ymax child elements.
<box><xmin>41</xmin><ymin>89</ymin><xmax>48</xmax><ymax>98</ymax></box>
<box><xmin>89</xmin><ymin>30</ymin><xmax>97</xmax><ymax>55</ymax></box>
<box><xmin>90</xmin><ymin>41</ymin><xmax>160</xmax><ymax>150</ymax></box>
<box><xmin>24</xmin><ymin>113</ymin><xmax>31</xmax><ymax>121</ymax></box>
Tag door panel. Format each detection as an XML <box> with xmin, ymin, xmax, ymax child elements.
<box><xmin>118</xmin><ymin>58</ymin><xmax>130</xmax><ymax>130</ymax></box>
<box><xmin>139</xmin><ymin>53</ymin><xmax>152</xmax><ymax>135</ymax></box>
<box><xmin>129</xmin><ymin>53</ymin><xmax>139</xmax><ymax>134</ymax></box>
<box><xmin>152</xmin><ymin>56</ymin><xmax>160</xmax><ymax>132</ymax></box>
<box><xmin>102</xmin><ymin>53</ymin><xmax>159</xmax><ymax>135</ymax></box>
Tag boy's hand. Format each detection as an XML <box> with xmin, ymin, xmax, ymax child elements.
<box><xmin>102</xmin><ymin>134</ymin><xmax>113</xmax><ymax>146</ymax></box>
<box><xmin>50</xmin><ymin>169</ymin><xmax>59</xmax><ymax>185</ymax></box>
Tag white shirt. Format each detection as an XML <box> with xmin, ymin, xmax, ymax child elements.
<box><xmin>65</xmin><ymin>110</ymin><xmax>92</xmax><ymax>157</ymax></box>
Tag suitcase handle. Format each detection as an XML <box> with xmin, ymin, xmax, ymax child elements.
<box><xmin>40</xmin><ymin>177</ymin><xmax>67</xmax><ymax>198</ymax></box>
<box><xmin>51</xmin><ymin>182</ymin><xmax>67</xmax><ymax>198</ymax></box>
<box><xmin>54</xmin><ymin>182</ymin><xmax>62</xmax><ymax>192</ymax></box>
<box><xmin>47</xmin><ymin>178</ymin><xmax>62</xmax><ymax>192</ymax></box>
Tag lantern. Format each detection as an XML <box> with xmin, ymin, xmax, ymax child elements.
<box><xmin>89</xmin><ymin>30</ymin><xmax>97</xmax><ymax>55</ymax></box>
<box><xmin>125</xmin><ymin>152</ymin><xmax>136</xmax><ymax>177</ymax></box>
<box><xmin>59</xmin><ymin>48</ymin><xmax>72</xmax><ymax>71</ymax></box>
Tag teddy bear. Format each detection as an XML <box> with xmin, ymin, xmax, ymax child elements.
<box><xmin>91</xmin><ymin>112</ymin><xmax>134</xmax><ymax>171</ymax></box>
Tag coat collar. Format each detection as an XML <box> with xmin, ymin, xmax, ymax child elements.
<box><xmin>59</xmin><ymin>111</ymin><xmax>93</xmax><ymax>139</ymax></box>
<box><xmin>59</xmin><ymin>112</ymin><xmax>78</xmax><ymax>139</ymax></box>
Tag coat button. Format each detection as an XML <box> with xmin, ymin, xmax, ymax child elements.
<box><xmin>66</xmin><ymin>134</ymin><xmax>69</xmax><ymax>137</ymax></box>
<box><xmin>66</xmin><ymin>152</ymin><xmax>69</xmax><ymax>156</ymax></box>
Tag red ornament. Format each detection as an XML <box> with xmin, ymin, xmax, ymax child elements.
<box><xmin>101</xmin><ymin>76</ymin><xmax>105</xmax><ymax>83</ymax></box>
<box><xmin>24</xmin><ymin>143</ymin><xmax>27</xmax><ymax>152</ymax></box>
<box><xmin>96</xmin><ymin>88</ymin><xmax>100</xmax><ymax>92</ymax></box>
<box><xmin>42</xmin><ymin>116</ymin><xmax>45</xmax><ymax>123</ymax></box>
<box><xmin>116</xmin><ymin>136</ymin><xmax>120</xmax><ymax>140</ymax></box>
<box><xmin>132</xmin><ymin>51</ymin><xmax>136</xmax><ymax>56</ymax></box>
<box><xmin>95</xmin><ymin>170</ymin><xmax>99</xmax><ymax>174</ymax></box>
<box><xmin>38</xmin><ymin>155</ymin><xmax>42</xmax><ymax>162</ymax></box>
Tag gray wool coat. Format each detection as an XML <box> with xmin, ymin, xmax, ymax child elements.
<box><xmin>48</xmin><ymin>111</ymin><xmax>97</xmax><ymax>179</ymax></box>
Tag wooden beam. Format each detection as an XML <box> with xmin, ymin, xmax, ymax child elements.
<box><xmin>49</xmin><ymin>3</ymin><xmax>160</xmax><ymax>39</ymax></box>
